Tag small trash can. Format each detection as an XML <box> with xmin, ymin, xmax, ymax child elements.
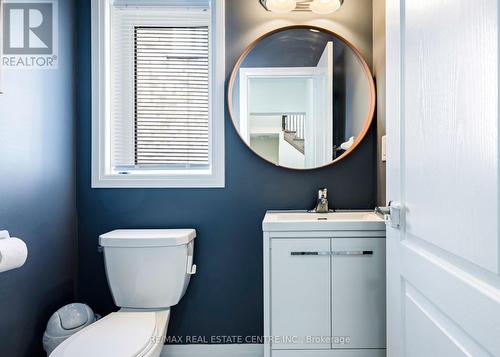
<box><xmin>43</xmin><ymin>303</ymin><xmax>98</xmax><ymax>356</ymax></box>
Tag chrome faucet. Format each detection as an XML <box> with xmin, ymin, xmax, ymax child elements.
<box><xmin>310</xmin><ymin>188</ymin><xmax>330</xmax><ymax>213</ymax></box>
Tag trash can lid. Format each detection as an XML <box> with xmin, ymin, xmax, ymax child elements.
<box><xmin>46</xmin><ymin>304</ymin><xmax>94</xmax><ymax>335</ymax></box>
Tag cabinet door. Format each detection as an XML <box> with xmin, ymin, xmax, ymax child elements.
<box><xmin>271</xmin><ymin>238</ymin><xmax>331</xmax><ymax>350</ymax></box>
<box><xmin>332</xmin><ymin>238</ymin><xmax>386</xmax><ymax>349</ymax></box>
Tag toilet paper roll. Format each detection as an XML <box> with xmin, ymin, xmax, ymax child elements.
<box><xmin>0</xmin><ymin>238</ymin><xmax>28</xmax><ymax>273</ymax></box>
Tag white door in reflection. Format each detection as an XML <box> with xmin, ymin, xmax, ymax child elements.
<box><xmin>239</xmin><ymin>42</ymin><xmax>334</xmax><ymax>169</ymax></box>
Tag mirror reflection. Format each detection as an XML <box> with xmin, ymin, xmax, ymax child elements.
<box><xmin>229</xmin><ymin>27</ymin><xmax>375</xmax><ymax>170</ymax></box>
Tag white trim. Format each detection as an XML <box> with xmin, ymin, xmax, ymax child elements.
<box><xmin>239</xmin><ymin>69</ymin><xmax>249</xmax><ymax>143</ymax></box>
<box><xmin>161</xmin><ymin>344</ymin><xmax>263</xmax><ymax>357</ymax></box>
<box><xmin>238</xmin><ymin>66</ymin><xmax>316</xmax><ymax>144</ymax></box>
<box><xmin>385</xmin><ymin>0</ymin><xmax>403</xmax><ymax>355</ymax></box>
<box><xmin>91</xmin><ymin>0</ymin><xmax>112</xmax><ymax>187</ymax></box>
<box><xmin>209</xmin><ymin>0</ymin><xmax>225</xmax><ymax>188</ymax></box>
<box><xmin>91</xmin><ymin>0</ymin><xmax>225</xmax><ymax>188</ymax></box>
<box><xmin>238</xmin><ymin>65</ymin><xmax>335</xmax><ymax>168</ymax></box>
<box><xmin>239</xmin><ymin>67</ymin><xmax>317</xmax><ymax>77</ymax></box>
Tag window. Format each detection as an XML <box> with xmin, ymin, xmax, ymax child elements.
<box><xmin>92</xmin><ymin>0</ymin><xmax>225</xmax><ymax>188</ymax></box>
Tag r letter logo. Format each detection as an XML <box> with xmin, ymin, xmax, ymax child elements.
<box><xmin>2</xmin><ymin>0</ymin><xmax>58</xmax><ymax>68</ymax></box>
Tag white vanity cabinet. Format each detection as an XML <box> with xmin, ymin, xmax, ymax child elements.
<box><xmin>263</xmin><ymin>211</ymin><xmax>386</xmax><ymax>357</ymax></box>
<box><xmin>271</xmin><ymin>238</ymin><xmax>332</xmax><ymax>350</ymax></box>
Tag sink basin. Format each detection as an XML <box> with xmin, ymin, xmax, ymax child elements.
<box><xmin>262</xmin><ymin>210</ymin><xmax>385</xmax><ymax>231</ymax></box>
<box><xmin>270</xmin><ymin>211</ymin><xmax>380</xmax><ymax>221</ymax></box>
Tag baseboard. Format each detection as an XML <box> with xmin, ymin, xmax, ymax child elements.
<box><xmin>160</xmin><ymin>344</ymin><xmax>264</xmax><ymax>357</ymax></box>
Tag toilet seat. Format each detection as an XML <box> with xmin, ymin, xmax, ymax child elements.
<box><xmin>50</xmin><ymin>309</ymin><xmax>170</xmax><ymax>357</ymax></box>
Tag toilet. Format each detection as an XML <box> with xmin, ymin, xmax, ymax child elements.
<box><xmin>51</xmin><ymin>229</ymin><xmax>197</xmax><ymax>357</ymax></box>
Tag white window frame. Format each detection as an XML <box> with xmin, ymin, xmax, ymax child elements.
<box><xmin>91</xmin><ymin>0</ymin><xmax>225</xmax><ymax>188</ymax></box>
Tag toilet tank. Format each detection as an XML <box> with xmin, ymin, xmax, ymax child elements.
<box><xmin>99</xmin><ymin>229</ymin><xmax>196</xmax><ymax>309</ymax></box>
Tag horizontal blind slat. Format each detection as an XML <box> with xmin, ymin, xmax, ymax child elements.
<box><xmin>134</xmin><ymin>26</ymin><xmax>210</xmax><ymax>166</ymax></box>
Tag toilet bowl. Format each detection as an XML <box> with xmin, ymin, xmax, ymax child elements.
<box><xmin>51</xmin><ymin>229</ymin><xmax>196</xmax><ymax>357</ymax></box>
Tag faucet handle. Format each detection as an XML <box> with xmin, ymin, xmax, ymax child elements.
<box><xmin>318</xmin><ymin>188</ymin><xmax>328</xmax><ymax>199</ymax></box>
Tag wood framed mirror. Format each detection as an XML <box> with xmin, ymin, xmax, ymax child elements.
<box><xmin>228</xmin><ymin>25</ymin><xmax>376</xmax><ymax>170</ymax></box>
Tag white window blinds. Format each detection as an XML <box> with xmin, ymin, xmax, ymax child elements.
<box><xmin>134</xmin><ymin>26</ymin><xmax>209</xmax><ymax>166</ymax></box>
<box><xmin>110</xmin><ymin>6</ymin><xmax>210</xmax><ymax>169</ymax></box>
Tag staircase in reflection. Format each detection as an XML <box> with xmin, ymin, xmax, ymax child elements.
<box><xmin>282</xmin><ymin>114</ymin><xmax>305</xmax><ymax>154</ymax></box>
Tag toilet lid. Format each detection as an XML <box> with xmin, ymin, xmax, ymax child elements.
<box><xmin>50</xmin><ymin>310</ymin><xmax>169</xmax><ymax>357</ymax></box>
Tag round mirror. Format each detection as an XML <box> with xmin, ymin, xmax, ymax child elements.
<box><xmin>228</xmin><ymin>26</ymin><xmax>376</xmax><ymax>170</ymax></box>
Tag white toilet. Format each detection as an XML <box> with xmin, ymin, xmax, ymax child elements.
<box><xmin>51</xmin><ymin>229</ymin><xmax>197</xmax><ymax>357</ymax></box>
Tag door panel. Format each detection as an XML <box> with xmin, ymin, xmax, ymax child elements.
<box><xmin>402</xmin><ymin>240</ymin><xmax>500</xmax><ymax>355</ymax></box>
<box><xmin>405</xmin><ymin>283</ymin><xmax>491</xmax><ymax>357</ymax></box>
<box><xmin>404</xmin><ymin>0</ymin><xmax>498</xmax><ymax>273</ymax></box>
<box><xmin>312</xmin><ymin>42</ymin><xmax>334</xmax><ymax>166</ymax></box>
<box><xmin>271</xmin><ymin>239</ymin><xmax>331</xmax><ymax>350</ymax></box>
<box><xmin>405</xmin><ymin>295</ymin><xmax>468</xmax><ymax>357</ymax></box>
<box><xmin>386</xmin><ymin>0</ymin><xmax>500</xmax><ymax>356</ymax></box>
<box><xmin>332</xmin><ymin>238</ymin><xmax>386</xmax><ymax>349</ymax></box>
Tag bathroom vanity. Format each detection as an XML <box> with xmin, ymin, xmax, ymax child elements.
<box><xmin>263</xmin><ymin>211</ymin><xmax>386</xmax><ymax>357</ymax></box>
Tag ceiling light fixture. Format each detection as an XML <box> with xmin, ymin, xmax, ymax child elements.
<box><xmin>310</xmin><ymin>0</ymin><xmax>343</xmax><ymax>14</ymax></box>
<box><xmin>260</xmin><ymin>0</ymin><xmax>344</xmax><ymax>14</ymax></box>
<box><xmin>260</xmin><ymin>0</ymin><xmax>297</xmax><ymax>13</ymax></box>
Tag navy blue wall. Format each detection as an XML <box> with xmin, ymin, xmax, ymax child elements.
<box><xmin>76</xmin><ymin>0</ymin><xmax>375</xmax><ymax>342</ymax></box>
<box><xmin>0</xmin><ymin>1</ymin><xmax>76</xmax><ymax>356</ymax></box>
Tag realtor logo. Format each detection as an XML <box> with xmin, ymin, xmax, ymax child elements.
<box><xmin>2</xmin><ymin>0</ymin><xmax>58</xmax><ymax>68</ymax></box>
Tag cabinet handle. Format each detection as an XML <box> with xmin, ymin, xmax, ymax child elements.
<box><xmin>332</xmin><ymin>250</ymin><xmax>373</xmax><ymax>256</ymax></box>
<box><xmin>290</xmin><ymin>251</ymin><xmax>331</xmax><ymax>256</ymax></box>
<box><xmin>290</xmin><ymin>251</ymin><xmax>374</xmax><ymax>256</ymax></box>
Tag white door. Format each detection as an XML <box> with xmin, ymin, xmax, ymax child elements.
<box><xmin>311</xmin><ymin>42</ymin><xmax>334</xmax><ymax>167</ymax></box>
<box><xmin>386</xmin><ymin>0</ymin><xmax>500</xmax><ymax>356</ymax></box>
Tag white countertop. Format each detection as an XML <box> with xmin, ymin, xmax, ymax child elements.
<box><xmin>262</xmin><ymin>210</ymin><xmax>386</xmax><ymax>232</ymax></box>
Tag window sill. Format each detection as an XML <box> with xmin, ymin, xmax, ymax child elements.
<box><xmin>91</xmin><ymin>171</ymin><xmax>225</xmax><ymax>188</ymax></box>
